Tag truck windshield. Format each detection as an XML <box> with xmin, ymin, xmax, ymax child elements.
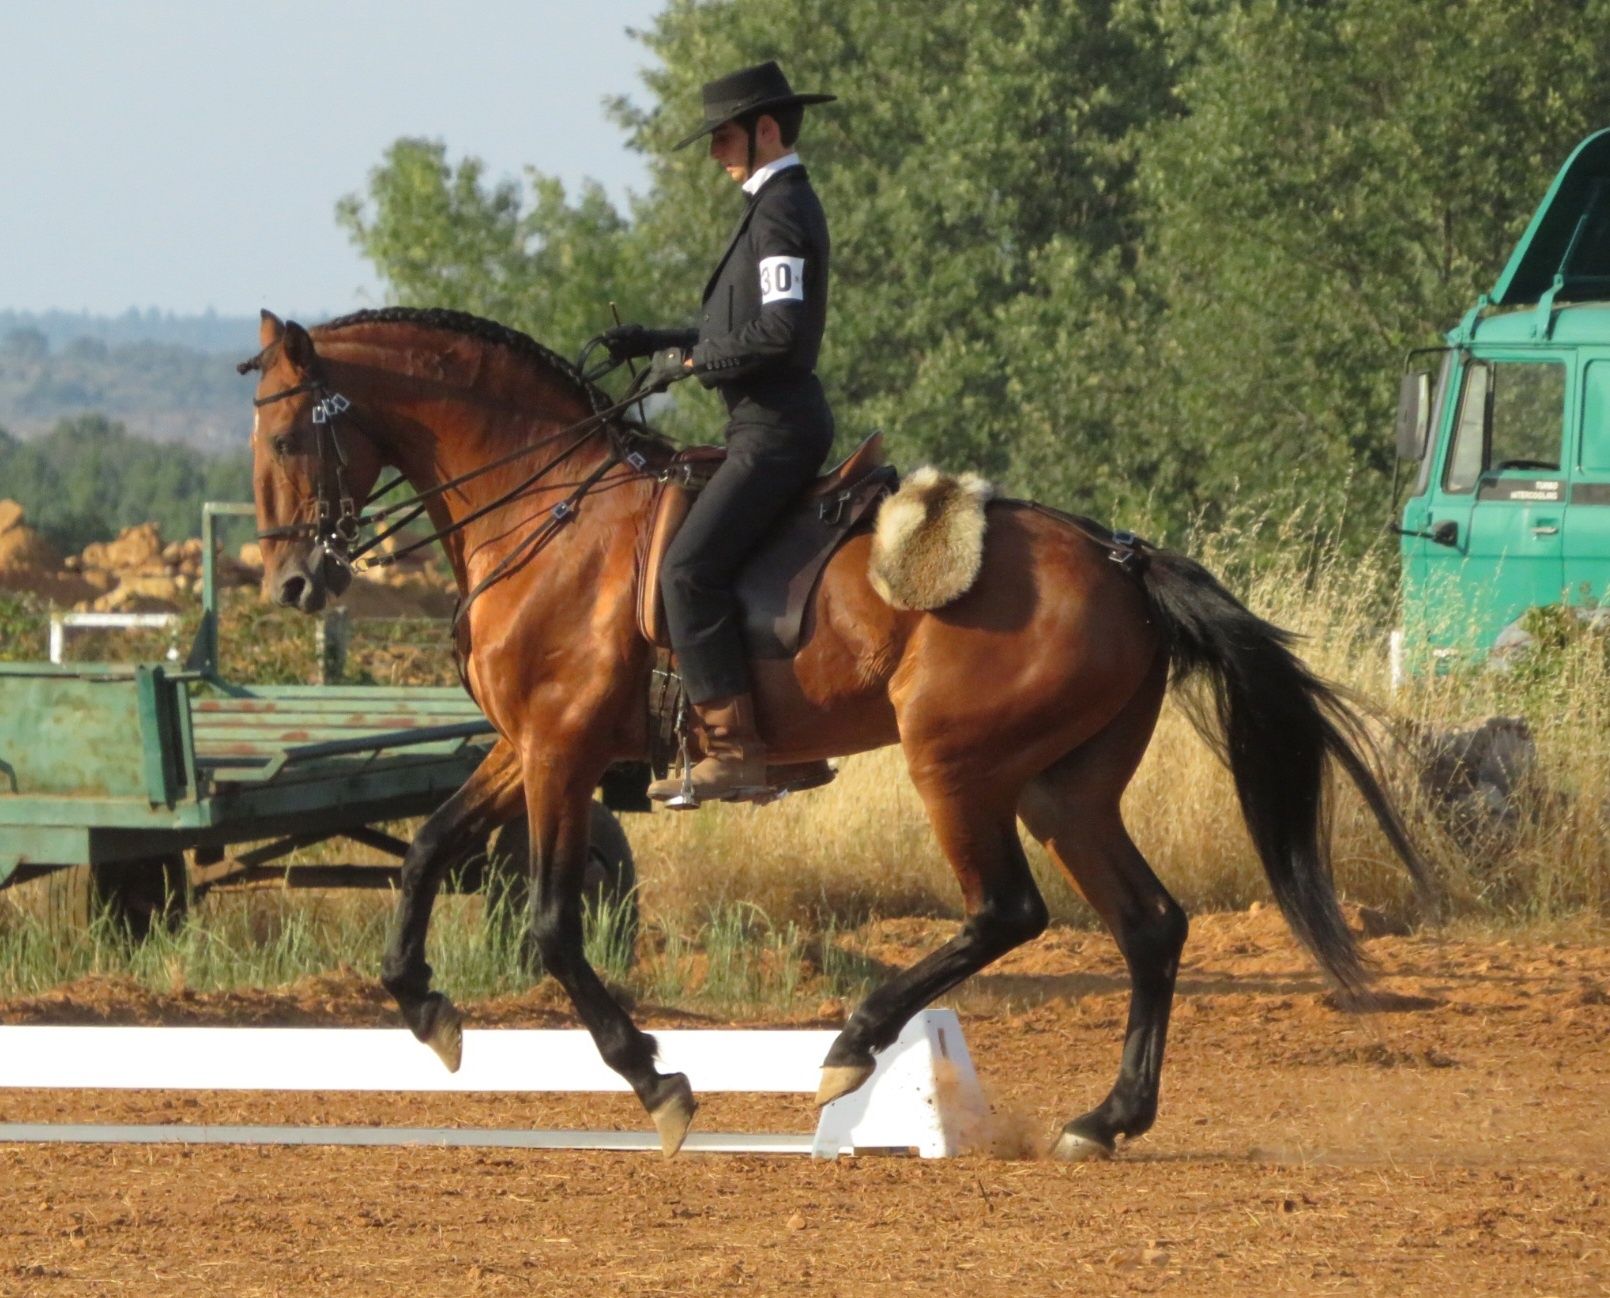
<box><xmin>1443</xmin><ymin>360</ymin><xmax>1566</xmax><ymax>493</ymax></box>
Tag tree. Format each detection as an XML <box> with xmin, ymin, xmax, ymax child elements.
<box><xmin>337</xmin><ymin>0</ymin><xmax>1610</xmax><ymax>552</ymax></box>
<box><xmin>0</xmin><ymin>416</ymin><xmax>251</xmax><ymax>552</ymax></box>
<box><xmin>339</xmin><ymin>1</ymin><xmax>1180</xmax><ymax>470</ymax></box>
<box><xmin>1116</xmin><ymin>0</ymin><xmax>1610</xmax><ymax>545</ymax></box>
<box><xmin>336</xmin><ymin>138</ymin><xmax>649</xmax><ymax>359</ymax></box>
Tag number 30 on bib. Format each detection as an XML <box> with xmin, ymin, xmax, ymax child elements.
<box><xmin>759</xmin><ymin>255</ymin><xmax>806</xmax><ymax>304</ymax></box>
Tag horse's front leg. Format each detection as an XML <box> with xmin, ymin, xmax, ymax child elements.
<box><xmin>523</xmin><ymin>757</ymin><xmax>697</xmax><ymax>1156</ymax></box>
<box><xmin>381</xmin><ymin>738</ymin><xmax>524</xmax><ymax>1070</ymax></box>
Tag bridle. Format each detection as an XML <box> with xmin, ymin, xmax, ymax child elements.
<box><xmin>249</xmin><ymin>356</ymin><xmax>669</xmax><ymax>613</ymax></box>
<box><xmin>253</xmin><ymin>376</ymin><xmax>366</xmax><ymax>592</ymax></box>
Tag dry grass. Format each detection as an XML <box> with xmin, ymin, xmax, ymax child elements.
<box><xmin>7</xmin><ymin>516</ymin><xmax>1606</xmax><ymax>1011</ymax></box>
<box><xmin>631</xmin><ymin>518</ymin><xmax>1609</xmax><ymax>932</ymax></box>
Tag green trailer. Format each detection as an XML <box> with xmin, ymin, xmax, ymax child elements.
<box><xmin>1395</xmin><ymin>130</ymin><xmax>1610</xmax><ymax>671</ymax></box>
<box><xmin>0</xmin><ymin>503</ymin><xmax>640</xmax><ymax>933</ymax></box>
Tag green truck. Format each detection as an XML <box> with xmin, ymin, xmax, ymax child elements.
<box><xmin>1395</xmin><ymin>129</ymin><xmax>1610</xmax><ymax>671</ymax></box>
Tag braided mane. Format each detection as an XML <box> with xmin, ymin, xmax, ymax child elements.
<box><xmin>318</xmin><ymin>307</ymin><xmax>607</xmax><ymax>408</ymax></box>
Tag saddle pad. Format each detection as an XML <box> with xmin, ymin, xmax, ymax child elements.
<box><xmin>636</xmin><ymin>435</ymin><xmax>895</xmax><ymax>658</ymax></box>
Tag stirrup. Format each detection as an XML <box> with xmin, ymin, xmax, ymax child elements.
<box><xmin>663</xmin><ymin>763</ymin><xmax>700</xmax><ymax>810</ymax></box>
<box><xmin>647</xmin><ymin>702</ymin><xmax>705</xmax><ymax>811</ymax></box>
<box><xmin>659</xmin><ymin>702</ymin><xmax>701</xmax><ymax>810</ymax></box>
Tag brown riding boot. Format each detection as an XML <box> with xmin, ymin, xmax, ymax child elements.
<box><xmin>647</xmin><ymin>692</ymin><xmax>769</xmax><ymax>806</ymax></box>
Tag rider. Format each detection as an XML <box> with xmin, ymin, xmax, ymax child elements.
<box><xmin>604</xmin><ymin>60</ymin><xmax>838</xmax><ymax>805</ymax></box>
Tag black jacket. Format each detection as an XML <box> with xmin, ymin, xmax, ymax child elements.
<box><xmin>688</xmin><ymin>164</ymin><xmax>830</xmax><ymax>414</ymax></box>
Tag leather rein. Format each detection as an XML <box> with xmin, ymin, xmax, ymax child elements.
<box><xmin>250</xmin><ymin>368</ymin><xmax>659</xmax><ymax>607</ymax></box>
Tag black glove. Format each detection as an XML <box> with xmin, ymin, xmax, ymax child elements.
<box><xmin>643</xmin><ymin>347</ymin><xmax>692</xmax><ymax>394</ymax></box>
<box><xmin>602</xmin><ymin>324</ymin><xmax>697</xmax><ymax>363</ymax></box>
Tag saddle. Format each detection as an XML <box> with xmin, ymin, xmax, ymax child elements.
<box><xmin>636</xmin><ymin>432</ymin><xmax>897</xmax><ymax>658</ymax></box>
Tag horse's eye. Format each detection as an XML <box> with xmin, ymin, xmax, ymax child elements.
<box><xmin>272</xmin><ymin>433</ymin><xmax>295</xmax><ymax>457</ymax></box>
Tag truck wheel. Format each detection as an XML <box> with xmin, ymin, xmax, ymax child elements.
<box><xmin>484</xmin><ymin>803</ymin><xmax>639</xmax><ymax>972</ymax></box>
<box><xmin>47</xmin><ymin>855</ymin><xmax>189</xmax><ymax>940</ymax></box>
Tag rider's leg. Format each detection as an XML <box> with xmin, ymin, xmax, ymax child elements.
<box><xmin>652</xmin><ymin>420</ymin><xmax>832</xmax><ymax>801</ymax></box>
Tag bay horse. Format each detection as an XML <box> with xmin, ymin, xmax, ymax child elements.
<box><xmin>240</xmin><ymin>306</ymin><xmax>1427</xmax><ymax>1159</ymax></box>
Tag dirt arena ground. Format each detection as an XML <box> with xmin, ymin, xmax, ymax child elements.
<box><xmin>1</xmin><ymin>908</ymin><xmax>1606</xmax><ymax>1297</ymax></box>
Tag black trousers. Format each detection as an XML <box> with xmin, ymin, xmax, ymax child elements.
<box><xmin>662</xmin><ymin>398</ymin><xmax>834</xmax><ymax>704</ymax></box>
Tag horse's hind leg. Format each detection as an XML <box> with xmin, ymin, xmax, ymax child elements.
<box><xmin>1018</xmin><ymin>661</ymin><xmax>1188</xmax><ymax>1160</ymax></box>
<box><xmin>381</xmin><ymin>739</ymin><xmax>524</xmax><ymax>1070</ymax></box>
<box><xmin>819</xmin><ymin>782</ymin><xmax>1050</xmax><ymax>1105</ymax></box>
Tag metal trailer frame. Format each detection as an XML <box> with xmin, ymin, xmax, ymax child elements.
<box><xmin>0</xmin><ymin>502</ymin><xmax>645</xmax><ymax>907</ymax></box>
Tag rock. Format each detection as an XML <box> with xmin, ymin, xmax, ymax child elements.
<box><xmin>80</xmin><ymin>523</ymin><xmax>164</xmax><ymax>574</ymax></box>
<box><xmin>1491</xmin><ymin>606</ymin><xmax>1610</xmax><ymax>670</ymax></box>
<box><xmin>1412</xmin><ymin>715</ymin><xmax>1537</xmax><ymax>843</ymax></box>
<box><xmin>94</xmin><ymin>575</ymin><xmax>183</xmax><ymax>613</ymax></box>
<box><xmin>0</xmin><ymin>499</ymin><xmax>25</xmax><ymax>535</ymax></box>
<box><xmin>0</xmin><ymin>524</ymin><xmax>62</xmax><ymax>573</ymax></box>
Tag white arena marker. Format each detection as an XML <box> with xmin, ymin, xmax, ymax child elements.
<box><xmin>0</xmin><ymin>1009</ymin><xmax>985</xmax><ymax>1158</ymax></box>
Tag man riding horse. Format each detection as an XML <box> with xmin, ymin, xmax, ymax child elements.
<box><xmin>602</xmin><ymin>60</ymin><xmax>837</xmax><ymax>806</ymax></box>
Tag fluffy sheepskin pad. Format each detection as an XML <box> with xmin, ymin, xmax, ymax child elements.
<box><xmin>868</xmin><ymin>467</ymin><xmax>996</xmax><ymax>611</ymax></box>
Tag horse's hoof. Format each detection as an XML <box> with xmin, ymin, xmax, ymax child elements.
<box><xmin>422</xmin><ymin>995</ymin><xmax>463</xmax><ymax>1074</ymax></box>
<box><xmin>1048</xmin><ymin>1126</ymin><xmax>1114</xmax><ymax>1162</ymax></box>
<box><xmin>649</xmin><ymin>1073</ymin><xmax>698</xmax><ymax>1157</ymax></box>
<box><xmin>815</xmin><ymin>1062</ymin><xmax>875</xmax><ymax>1107</ymax></box>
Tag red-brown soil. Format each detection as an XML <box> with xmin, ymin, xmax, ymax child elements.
<box><xmin>1</xmin><ymin>910</ymin><xmax>1606</xmax><ymax>1297</ymax></box>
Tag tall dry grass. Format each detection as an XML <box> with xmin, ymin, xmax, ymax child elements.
<box><xmin>630</xmin><ymin>517</ymin><xmax>1609</xmax><ymax>931</ymax></box>
<box><xmin>5</xmin><ymin>514</ymin><xmax>1605</xmax><ymax>1010</ymax></box>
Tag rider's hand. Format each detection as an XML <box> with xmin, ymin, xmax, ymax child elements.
<box><xmin>601</xmin><ymin>323</ymin><xmax>654</xmax><ymax>362</ymax></box>
<box><xmin>644</xmin><ymin>347</ymin><xmax>692</xmax><ymax>393</ymax></box>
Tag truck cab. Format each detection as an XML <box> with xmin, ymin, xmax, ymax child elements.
<box><xmin>1397</xmin><ymin>130</ymin><xmax>1610</xmax><ymax>670</ymax></box>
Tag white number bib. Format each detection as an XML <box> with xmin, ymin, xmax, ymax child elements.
<box><xmin>758</xmin><ymin>255</ymin><xmax>806</xmax><ymax>304</ymax></box>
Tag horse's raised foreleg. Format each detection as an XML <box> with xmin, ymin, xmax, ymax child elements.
<box><xmin>381</xmin><ymin>739</ymin><xmax>524</xmax><ymax>1070</ymax></box>
<box><xmin>1017</xmin><ymin>663</ymin><xmax>1187</xmax><ymax>1160</ymax></box>
<box><xmin>522</xmin><ymin>760</ymin><xmax>697</xmax><ymax>1156</ymax></box>
<box><xmin>818</xmin><ymin>786</ymin><xmax>1049</xmax><ymax>1106</ymax></box>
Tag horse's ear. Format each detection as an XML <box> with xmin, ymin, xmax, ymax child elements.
<box><xmin>282</xmin><ymin>320</ymin><xmax>317</xmax><ymax>375</ymax></box>
<box><xmin>259</xmin><ymin>310</ymin><xmax>284</xmax><ymax>348</ymax></box>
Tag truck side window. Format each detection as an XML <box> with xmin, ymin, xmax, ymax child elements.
<box><xmin>1582</xmin><ymin>359</ymin><xmax>1610</xmax><ymax>472</ymax></box>
<box><xmin>1443</xmin><ymin>360</ymin><xmax>1565</xmax><ymax>493</ymax></box>
<box><xmin>1443</xmin><ymin>363</ymin><xmax>1488</xmax><ymax>494</ymax></box>
<box><xmin>1413</xmin><ymin>350</ymin><xmax>1454</xmax><ymax>495</ymax></box>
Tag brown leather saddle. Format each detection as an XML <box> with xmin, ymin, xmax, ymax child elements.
<box><xmin>636</xmin><ymin>432</ymin><xmax>897</xmax><ymax>659</ymax></box>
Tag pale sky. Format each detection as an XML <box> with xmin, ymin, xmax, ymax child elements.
<box><xmin>0</xmin><ymin>0</ymin><xmax>665</xmax><ymax>316</ymax></box>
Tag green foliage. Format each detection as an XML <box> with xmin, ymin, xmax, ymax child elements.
<box><xmin>0</xmin><ymin>415</ymin><xmax>251</xmax><ymax>554</ymax></box>
<box><xmin>0</xmin><ymin>591</ymin><xmax>48</xmax><ymax>662</ymax></box>
<box><xmin>335</xmin><ymin>138</ymin><xmax>647</xmax><ymax>355</ymax></box>
<box><xmin>1122</xmin><ymin>0</ymin><xmax>1610</xmax><ymax>545</ymax></box>
<box><xmin>336</xmin><ymin>0</ymin><xmax>1610</xmax><ymax>554</ymax></box>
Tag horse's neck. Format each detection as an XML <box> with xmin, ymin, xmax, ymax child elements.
<box><xmin>352</xmin><ymin>366</ymin><xmax>628</xmax><ymax>594</ymax></box>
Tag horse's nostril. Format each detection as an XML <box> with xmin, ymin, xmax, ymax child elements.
<box><xmin>278</xmin><ymin>574</ymin><xmax>307</xmax><ymax>607</ymax></box>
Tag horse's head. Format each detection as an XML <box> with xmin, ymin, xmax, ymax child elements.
<box><xmin>239</xmin><ymin>311</ymin><xmax>385</xmax><ymax>613</ymax></box>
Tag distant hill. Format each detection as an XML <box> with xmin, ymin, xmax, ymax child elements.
<box><xmin>0</xmin><ymin>308</ymin><xmax>282</xmax><ymax>354</ymax></box>
<box><xmin>0</xmin><ymin>309</ymin><xmax>343</xmax><ymax>449</ymax></box>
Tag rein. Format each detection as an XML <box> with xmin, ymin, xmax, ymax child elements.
<box><xmin>251</xmin><ymin>370</ymin><xmax>662</xmax><ymax>588</ymax></box>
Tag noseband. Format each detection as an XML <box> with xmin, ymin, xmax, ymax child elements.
<box><xmin>253</xmin><ymin>376</ymin><xmax>364</xmax><ymax>593</ymax></box>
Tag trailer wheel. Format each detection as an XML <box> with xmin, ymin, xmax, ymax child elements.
<box><xmin>484</xmin><ymin>803</ymin><xmax>639</xmax><ymax>973</ymax></box>
<box><xmin>47</xmin><ymin>855</ymin><xmax>189</xmax><ymax>940</ymax></box>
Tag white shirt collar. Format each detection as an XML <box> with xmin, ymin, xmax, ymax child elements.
<box><xmin>743</xmin><ymin>152</ymin><xmax>802</xmax><ymax>196</ymax></box>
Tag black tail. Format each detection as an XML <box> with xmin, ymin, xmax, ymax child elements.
<box><xmin>1138</xmin><ymin>547</ymin><xmax>1432</xmax><ymax>992</ymax></box>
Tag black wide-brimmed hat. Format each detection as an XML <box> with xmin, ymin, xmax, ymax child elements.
<box><xmin>673</xmin><ymin>60</ymin><xmax>835</xmax><ymax>150</ymax></box>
